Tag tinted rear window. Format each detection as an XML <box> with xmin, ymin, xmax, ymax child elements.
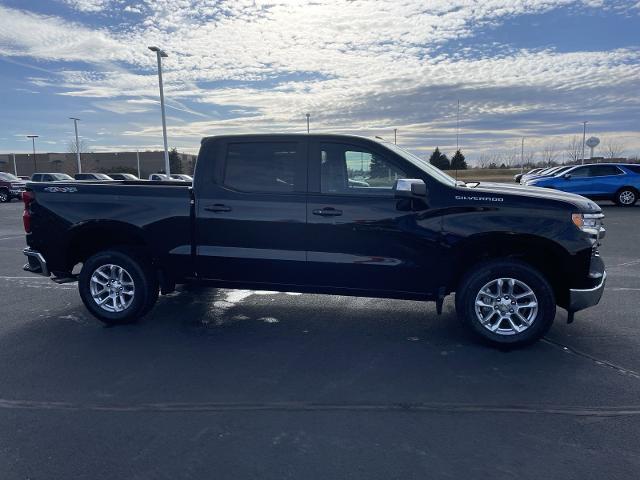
<box><xmin>625</xmin><ymin>165</ymin><xmax>640</xmax><ymax>174</ymax></box>
<box><xmin>224</xmin><ymin>142</ymin><xmax>297</xmax><ymax>193</ymax></box>
<box><xmin>589</xmin><ymin>165</ymin><xmax>623</xmax><ymax>177</ymax></box>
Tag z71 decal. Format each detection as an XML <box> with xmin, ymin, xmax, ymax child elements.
<box><xmin>44</xmin><ymin>186</ymin><xmax>78</xmax><ymax>193</ymax></box>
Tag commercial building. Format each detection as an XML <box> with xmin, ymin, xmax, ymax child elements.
<box><xmin>0</xmin><ymin>151</ymin><xmax>197</xmax><ymax>178</ymax></box>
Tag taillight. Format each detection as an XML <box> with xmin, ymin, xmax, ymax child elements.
<box><xmin>22</xmin><ymin>190</ymin><xmax>34</xmax><ymax>233</ymax></box>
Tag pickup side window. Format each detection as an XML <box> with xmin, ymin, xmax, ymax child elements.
<box><xmin>224</xmin><ymin>142</ymin><xmax>297</xmax><ymax>193</ymax></box>
<box><xmin>320</xmin><ymin>143</ymin><xmax>407</xmax><ymax>194</ymax></box>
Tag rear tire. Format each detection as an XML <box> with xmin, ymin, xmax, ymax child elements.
<box><xmin>455</xmin><ymin>259</ymin><xmax>556</xmax><ymax>348</ymax></box>
<box><xmin>614</xmin><ymin>188</ymin><xmax>637</xmax><ymax>207</ymax></box>
<box><xmin>79</xmin><ymin>249</ymin><xmax>159</xmax><ymax>325</ymax></box>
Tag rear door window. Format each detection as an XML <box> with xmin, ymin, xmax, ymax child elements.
<box><xmin>224</xmin><ymin>142</ymin><xmax>299</xmax><ymax>193</ymax></box>
<box><xmin>588</xmin><ymin>165</ymin><xmax>623</xmax><ymax>177</ymax></box>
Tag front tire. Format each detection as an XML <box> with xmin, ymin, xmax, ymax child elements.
<box><xmin>0</xmin><ymin>190</ymin><xmax>9</xmax><ymax>203</ymax></box>
<box><xmin>614</xmin><ymin>188</ymin><xmax>637</xmax><ymax>207</ymax></box>
<box><xmin>455</xmin><ymin>259</ymin><xmax>556</xmax><ymax>348</ymax></box>
<box><xmin>79</xmin><ymin>249</ymin><xmax>159</xmax><ymax>325</ymax></box>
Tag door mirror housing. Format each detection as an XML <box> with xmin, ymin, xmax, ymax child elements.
<box><xmin>394</xmin><ymin>179</ymin><xmax>427</xmax><ymax>198</ymax></box>
<box><xmin>563</xmin><ymin>173</ymin><xmax>572</xmax><ymax>180</ymax></box>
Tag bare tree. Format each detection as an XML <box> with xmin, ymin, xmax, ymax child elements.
<box><xmin>605</xmin><ymin>139</ymin><xmax>625</xmax><ymax>159</ymax></box>
<box><xmin>67</xmin><ymin>139</ymin><xmax>89</xmax><ymax>155</ymax></box>
<box><xmin>566</xmin><ymin>136</ymin><xmax>582</xmax><ymax>164</ymax></box>
<box><xmin>541</xmin><ymin>144</ymin><xmax>558</xmax><ymax>166</ymax></box>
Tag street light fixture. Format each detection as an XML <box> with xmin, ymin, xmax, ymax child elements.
<box><xmin>306</xmin><ymin>113</ymin><xmax>310</xmax><ymax>134</ymax></box>
<box><xmin>148</xmin><ymin>46</ymin><xmax>170</xmax><ymax>176</ymax></box>
<box><xmin>69</xmin><ymin>117</ymin><xmax>82</xmax><ymax>173</ymax></box>
<box><xmin>26</xmin><ymin>135</ymin><xmax>38</xmax><ymax>173</ymax></box>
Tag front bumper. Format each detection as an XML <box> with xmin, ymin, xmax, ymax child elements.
<box><xmin>23</xmin><ymin>247</ymin><xmax>49</xmax><ymax>277</ymax></box>
<box><xmin>568</xmin><ymin>271</ymin><xmax>606</xmax><ymax>312</ymax></box>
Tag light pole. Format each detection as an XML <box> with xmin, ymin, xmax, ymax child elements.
<box><xmin>581</xmin><ymin>121</ymin><xmax>588</xmax><ymax>165</ymax></box>
<box><xmin>456</xmin><ymin>99</ymin><xmax>460</xmax><ymax>151</ymax></box>
<box><xmin>70</xmin><ymin>117</ymin><xmax>82</xmax><ymax>173</ymax></box>
<box><xmin>306</xmin><ymin>113</ymin><xmax>310</xmax><ymax>134</ymax></box>
<box><xmin>136</xmin><ymin>150</ymin><xmax>141</xmax><ymax>178</ymax></box>
<box><xmin>12</xmin><ymin>153</ymin><xmax>17</xmax><ymax>176</ymax></box>
<box><xmin>394</xmin><ymin>128</ymin><xmax>397</xmax><ymax>145</ymax></box>
<box><xmin>521</xmin><ymin>137</ymin><xmax>525</xmax><ymax>173</ymax></box>
<box><xmin>149</xmin><ymin>46</ymin><xmax>170</xmax><ymax>176</ymax></box>
<box><xmin>26</xmin><ymin>135</ymin><xmax>38</xmax><ymax>173</ymax></box>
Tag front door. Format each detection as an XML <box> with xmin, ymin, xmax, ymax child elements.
<box><xmin>306</xmin><ymin>140</ymin><xmax>442</xmax><ymax>295</ymax></box>
<box><xmin>195</xmin><ymin>138</ymin><xmax>307</xmax><ymax>285</ymax></box>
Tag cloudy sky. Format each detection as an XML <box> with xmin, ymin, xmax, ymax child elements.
<box><xmin>0</xmin><ymin>0</ymin><xmax>639</xmax><ymax>163</ymax></box>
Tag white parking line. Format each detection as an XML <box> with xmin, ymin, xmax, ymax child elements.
<box><xmin>0</xmin><ymin>235</ymin><xmax>23</xmax><ymax>241</ymax></box>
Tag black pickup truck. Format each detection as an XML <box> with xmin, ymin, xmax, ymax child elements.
<box><xmin>21</xmin><ymin>134</ymin><xmax>606</xmax><ymax>347</ymax></box>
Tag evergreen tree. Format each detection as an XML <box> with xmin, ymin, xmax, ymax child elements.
<box><xmin>450</xmin><ymin>150</ymin><xmax>467</xmax><ymax>170</ymax></box>
<box><xmin>169</xmin><ymin>147</ymin><xmax>183</xmax><ymax>174</ymax></box>
<box><xmin>369</xmin><ymin>153</ymin><xmax>388</xmax><ymax>180</ymax></box>
<box><xmin>428</xmin><ymin>147</ymin><xmax>451</xmax><ymax>170</ymax></box>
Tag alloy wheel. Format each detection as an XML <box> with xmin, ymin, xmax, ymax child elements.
<box><xmin>619</xmin><ymin>190</ymin><xmax>636</xmax><ymax>205</ymax></box>
<box><xmin>474</xmin><ymin>277</ymin><xmax>538</xmax><ymax>336</ymax></box>
<box><xmin>89</xmin><ymin>264</ymin><xmax>135</xmax><ymax>312</ymax></box>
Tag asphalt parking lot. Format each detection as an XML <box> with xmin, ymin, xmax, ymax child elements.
<box><xmin>1</xmin><ymin>200</ymin><xmax>639</xmax><ymax>479</ymax></box>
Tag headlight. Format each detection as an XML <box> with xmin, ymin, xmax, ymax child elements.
<box><xmin>572</xmin><ymin>213</ymin><xmax>605</xmax><ymax>237</ymax></box>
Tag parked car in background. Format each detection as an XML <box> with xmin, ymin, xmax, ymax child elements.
<box><xmin>513</xmin><ymin>168</ymin><xmax>542</xmax><ymax>183</ymax></box>
<box><xmin>74</xmin><ymin>173</ymin><xmax>113</xmax><ymax>181</ymax></box>
<box><xmin>149</xmin><ymin>173</ymin><xmax>170</xmax><ymax>181</ymax></box>
<box><xmin>0</xmin><ymin>172</ymin><xmax>26</xmax><ymax>202</ymax></box>
<box><xmin>520</xmin><ymin>165</ymin><xmax>572</xmax><ymax>184</ymax></box>
<box><xmin>170</xmin><ymin>174</ymin><xmax>193</xmax><ymax>182</ymax></box>
<box><xmin>30</xmin><ymin>173</ymin><xmax>75</xmax><ymax>182</ymax></box>
<box><xmin>17</xmin><ymin>176</ymin><xmax>30</xmax><ymax>181</ymax></box>
<box><xmin>527</xmin><ymin>163</ymin><xmax>640</xmax><ymax>206</ymax></box>
<box><xmin>107</xmin><ymin>173</ymin><xmax>139</xmax><ymax>180</ymax></box>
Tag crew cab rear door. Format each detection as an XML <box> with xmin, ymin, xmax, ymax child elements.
<box><xmin>194</xmin><ymin>137</ymin><xmax>308</xmax><ymax>284</ymax></box>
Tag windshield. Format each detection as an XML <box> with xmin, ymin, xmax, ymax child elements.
<box><xmin>53</xmin><ymin>173</ymin><xmax>74</xmax><ymax>181</ymax></box>
<box><xmin>551</xmin><ymin>166</ymin><xmax>571</xmax><ymax>175</ymax></box>
<box><xmin>0</xmin><ymin>172</ymin><xmax>20</xmax><ymax>181</ymax></box>
<box><xmin>383</xmin><ymin>143</ymin><xmax>456</xmax><ymax>187</ymax></box>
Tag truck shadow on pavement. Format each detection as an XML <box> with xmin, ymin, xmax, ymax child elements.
<box><xmin>2</xmin><ymin>283</ymin><xmax>640</xmax><ymax>410</ymax></box>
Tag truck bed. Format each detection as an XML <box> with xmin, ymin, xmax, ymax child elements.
<box><xmin>25</xmin><ymin>180</ymin><xmax>193</xmax><ymax>278</ymax></box>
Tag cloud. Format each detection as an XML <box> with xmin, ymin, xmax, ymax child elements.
<box><xmin>61</xmin><ymin>0</ymin><xmax>112</xmax><ymax>12</ymax></box>
<box><xmin>2</xmin><ymin>1</ymin><xmax>639</xmax><ymax>158</ymax></box>
<box><xmin>0</xmin><ymin>5</ymin><xmax>136</xmax><ymax>63</ymax></box>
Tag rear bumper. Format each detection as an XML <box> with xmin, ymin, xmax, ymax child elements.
<box><xmin>568</xmin><ymin>271</ymin><xmax>606</xmax><ymax>312</ymax></box>
<box><xmin>23</xmin><ymin>247</ymin><xmax>49</xmax><ymax>277</ymax></box>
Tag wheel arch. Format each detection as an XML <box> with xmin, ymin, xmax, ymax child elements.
<box><xmin>66</xmin><ymin>220</ymin><xmax>150</xmax><ymax>270</ymax></box>
<box><xmin>448</xmin><ymin>232</ymin><xmax>572</xmax><ymax>304</ymax></box>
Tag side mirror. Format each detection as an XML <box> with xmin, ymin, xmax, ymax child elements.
<box><xmin>394</xmin><ymin>178</ymin><xmax>427</xmax><ymax>198</ymax></box>
<box><xmin>563</xmin><ymin>173</ymin><xmax>572</xmax><ymax>180</ymax></box>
